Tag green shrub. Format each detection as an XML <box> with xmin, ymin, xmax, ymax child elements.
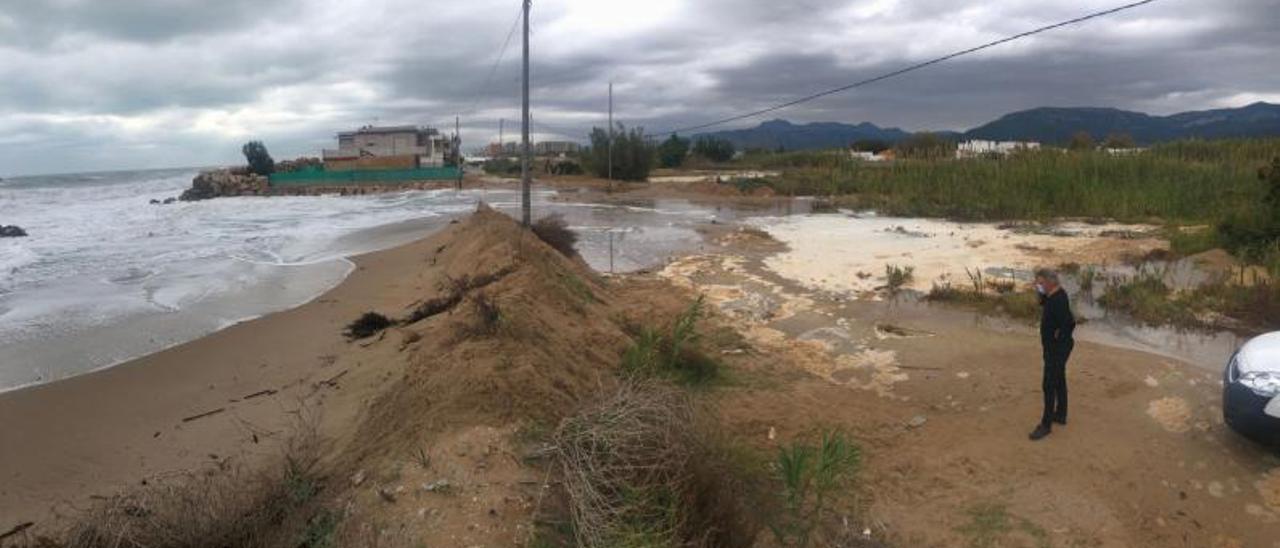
<box><xmin>770</xmin><ymin>430</ymin><xmax>861</xmax><ymax>548</ymax></box>
<box><xmin>884</xmin><ymin>264</ymin><xmax>914</xmax><ymax>292</ymax></box>
<box><xmin>621</xmin><ymin>296</ymin><xmax>720</xmax><ymax>386</ymax></box>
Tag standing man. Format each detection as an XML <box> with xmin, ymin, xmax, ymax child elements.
<box><xmin>1030</xmin><ymin>268</ymin><xmax>1075</xmax><ymax>441</ymax></box>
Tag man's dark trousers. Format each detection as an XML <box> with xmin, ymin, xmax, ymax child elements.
<box><xmin>1041</xmin><ymin>342</ymin><xmax>1072</xmax><ymax>426</ymax></box>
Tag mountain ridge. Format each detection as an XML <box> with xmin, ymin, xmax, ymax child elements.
<box><xmin>691</xmin><ymin>102</ymin><xmax>1280</xmax><ymax>149</ymax></box>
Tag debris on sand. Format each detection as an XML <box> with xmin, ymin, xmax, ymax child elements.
<box><xmin>1146</xmin><ymin>397</ymin><xmax>1192</xmax><ymax>433</ymax></box>
<box><xmin>1257</xmin><ymin>468</ymin><xmax>1280</xmax><ymax>511</ymax></box>
<box><xmin>874</xmin><ymin>323</ymin><xmax>935</xmax><ymax>340</ymax></box>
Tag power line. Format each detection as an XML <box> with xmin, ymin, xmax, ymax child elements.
<box><xmin>464</xmin><ymin>6</ymin><xmax>524</xmax><ymax>117</ymax></box>
<box><xmin>653</xmin><ymin>0</ymin><xmax>1161</xmax><ymax>136</ymax></box>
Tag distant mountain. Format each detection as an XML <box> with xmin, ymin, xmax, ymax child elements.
<box><xmin>692</xmin><ymin>119</ymin><xmax>911</xmax><ymax>151</ymax></box>
<box><xmin>689</xmin><ymin>103</ymin><xmax>1280</xmax><ymax>151</ymax></box>
<box><xmin>964</xmin><ymin>102</ymin><xmax>1280</xmax><ymax>144</ymax></box>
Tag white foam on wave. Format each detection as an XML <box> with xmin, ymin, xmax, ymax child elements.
<box><xmin>0</xmin><ymin>172</ymin><xmax>516</xmax><ymax>389</ymax></box>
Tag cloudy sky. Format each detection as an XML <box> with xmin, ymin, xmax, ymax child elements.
<box><xmin>1</xmin><ymin>0</ymin><xmax>1276</xmax><ymax>175</ymax></box>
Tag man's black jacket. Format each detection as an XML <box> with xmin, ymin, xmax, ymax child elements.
<box><xmin>1039</xmin><ymin>289</ymin><xmax>1075</xmax><ymax>355</ymax></box>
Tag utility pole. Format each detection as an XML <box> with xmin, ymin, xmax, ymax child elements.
<box><xmin>519</xmin><ymin>0</ymin><xmax>532</xmax><ymax>227</ymax></box>
<box><xmin>607</xmin><ymin>81</ymin><xmax>613</xmax><ymax>192</ymax></box>
<box><xmin>455</xmin><ymin>115</ymin><xmax>462</xmax><ymax>189</ymax></box>
<box><xmin>498</xmin><ymin>118</ymin><xmax>504</xmax><ymax>156</ymax></box>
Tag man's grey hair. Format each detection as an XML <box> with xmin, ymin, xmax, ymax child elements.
<box><xmin>1034</xmin><ymin>268</ymin><xmax>1059</xmax><ymax>283</ymax></box>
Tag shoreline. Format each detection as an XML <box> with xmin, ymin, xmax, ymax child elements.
<box><xmin>0</xmin><ymin>214</ymin><xmax>460</xmax><ymax>395</ymax></box>
<box><xmin>0</xmin><ymin>219</ymin><xmax>475</xmax><ymax>525</ymax></box>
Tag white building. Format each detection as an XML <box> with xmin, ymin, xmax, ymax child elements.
<box><xmin>955</xmin><ymin>139</ymin><xmax>1040</xmax><ymax>159</ymax></box>
<box><xmin>849</xmin><ymin>150</ymin><xmax>892</xmax><ymax>162</ymax></box>
<box><xmin>322</xmin><ymin>125</ymin><xmax>455</xmax><ymax>168</ymax></box>
<box><xmin>534</xmin><ymin>141</ymin><xmax>581</xmax><ymax>155</ymax></box>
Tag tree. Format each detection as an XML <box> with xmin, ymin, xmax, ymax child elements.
<box><xmin>586</xmin><ymin>123</ymin><xmax>653</xmax><ymax>181</ymax></box>
<box><xmin>894</xmin><ymin>132</ymin><xmax>953</xmax><ymax>160</ymax></box>
<box><xmin>657</xmin><ymin>134</ymin><xmax>690</xmax><ymax>168</ymax></box>
<box><xmin>692</xmin><ymin>136</ymin><xmax>735</xmax><ymax>163</ymax></box>
<box><xmin>1103</xmin><ymin>132</ymin><xmax>1136</xmax><ymax>149</ymax></box>
<box><xmin>1067</xmin><ymin>131</ymin><xmax>1095</xmax><ymax>151</ymax></box>
<box><xmin>850</xmin><ymin>139</ymin><xmax>890</xmax><ymax>153</ymax></box>
<box><xmin>242</xmin><ymin>141</ymin><xmax>275</xmax><ymax>175</ymax></box>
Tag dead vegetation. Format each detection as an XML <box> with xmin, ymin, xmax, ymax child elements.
<box><xmin>552</xmin><ymin>380</ymin><xmax>756</xmax><ymax>548</ymax></box>
<box><xmin>404</xmin><ymin>265</ymin><xmax>517</xmax><ymax>325</ymax></box>
<box><xmin>343</xmin><ymin>312</ymin><xmax>392</xmax><ymax>340</ymax></box>
<box><xmin>28</xmin><ymin>418</ymin><xmax>327</xmax><ymax>548</ymax></box>
<box><xmin>532</xmin><ymin>214</ymin><xmax>579</xmax><ymax>258</ymax></box>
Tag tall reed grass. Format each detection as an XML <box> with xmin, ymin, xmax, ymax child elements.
<box><xmin>758</xmin><ymin>139</ymin><xmax>1278</xmax><ymax>224</ymax></box>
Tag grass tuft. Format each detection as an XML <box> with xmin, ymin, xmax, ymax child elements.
<box><xmin>770</xmin><ymin>430</ymin><xmax>861</xmax><ymax>548</ymax></box>
<box><xmin>883</xmin><ymin>264</ymin><xmax>914</xmax><ymax>292</ymax></box>
<box><xmin>620</xmin><ymin>296</ymin><xmax>721</xmax><ymax>386</ymax></box>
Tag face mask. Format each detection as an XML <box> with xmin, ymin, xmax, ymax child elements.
<box><xmin>1035</xmin><ymin>283</ymin><xmax>1046</xmax><ymax>295</ymax></box>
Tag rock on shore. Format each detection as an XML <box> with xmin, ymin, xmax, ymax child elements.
<box><xmin>178</xmin><ymin>169</ymin><xmax>269</xmax><ymax>201</ymax></box>
<box><xmin>0</xmin><ymin>225</ymin><xmax>27</xmax><ymax>238</ymax></box>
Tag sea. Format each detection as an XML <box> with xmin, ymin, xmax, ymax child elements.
<box><xmin>0</xmin><ymin>168</ymin><xmax>730</xmax><ymax>391</ymax></box>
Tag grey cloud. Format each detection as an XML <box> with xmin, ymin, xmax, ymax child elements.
<box><xmin>0</xmin><ymin>0</ymin><xmax>300</xmax><ymax>47</ymax></box>
<box><xmin>0</xmin><ymin>0</ymin><xmax>1277</xmax><ymax>176</ymax></box>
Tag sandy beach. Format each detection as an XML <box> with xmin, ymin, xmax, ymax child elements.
<box><xmin>0</xmin><ymin>219</ymin><xmax>455</xmax><ymax>525</ymax></box>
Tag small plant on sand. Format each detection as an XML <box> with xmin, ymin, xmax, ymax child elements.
<box><xmin>956</xmin><ymin>502</ymin><xmax>1050</xmax><ymax>548</ymax></box>
<box><xmin>621</xmin><ymin>296</ymin><xmax>720</xmax><ymax>386</ymax></box>
<box><xmin>532</xmin><ymin>214</ymin><xmax>579</xmax><ymax>258</ymax></box>
<box><xmin>344</xmin><ymin>311</ymin><xmax>393</xmax><ymax>340</ymax></box>
<box><xmin>467</xmin><ymin>292</ymin><xmax>503</xmax><ymax>336</ymax></box>
<box><xmin>770</xmin><ymin>430</ymin><xmax>861</xmax><ymax>548</ymax></box>
<box><xmin>883</xmin><ymin>264</ymin><xmax>915</xmax><ymax>292</ymax></box>
<box><xmin>297</xmin><ymin>509</ymin><xmax>339</xmax><ymax>548</ymax></box>
<box><xmin>1078</xmin><ymin>266</ymin><xmax>1098</xmax><ymax>294</ymax></box>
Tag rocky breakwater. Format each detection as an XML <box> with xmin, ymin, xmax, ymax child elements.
<box><xmin>0</xmin><ymin>225</ymin><xmax>27</xmax><ymax>237</ymax></box>
<box><xmin>178</xmin><ymin>168</ymin><xmax>269</xmax><ymax>201</ymax></box>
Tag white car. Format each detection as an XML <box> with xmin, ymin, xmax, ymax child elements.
<box><xmin>1223</xmin><ymin>331</ymin><xmax>1280</xmax><ymax>448</ymax></box>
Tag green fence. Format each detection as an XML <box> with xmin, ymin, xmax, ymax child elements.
<box><xmin>269</xmin><ymin>167</ymin><xmax>461</xmax><ymax>186</ymax></box>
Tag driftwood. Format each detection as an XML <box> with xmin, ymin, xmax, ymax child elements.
<box><xmin>0</xmin><ymin>521</ymin><xmax>33</xmax><ymax>540</ymax></box>
<box><xmin>242</xmin><ymin>388</ymin><xmax>277</xmax><ymax>400</ymax></box>
<box><xmin>317</xmin><ymin>370</ymin><xmax>348</xmax><ymax>388</ymax></box>
<box><xmin>180</xmin><ymin>407</ymin><xmax>226</xmax><ymax>423</ymax></box>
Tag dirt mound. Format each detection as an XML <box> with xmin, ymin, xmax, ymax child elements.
<box><xmin>317</xmin><ymin>205</ymin><xmax>658</xmax><ymax>545</ymax></box>
<box><xmin>354</xmin><ymin>205</ymin><xmax>632</xmax><ymax>442</ymax></box>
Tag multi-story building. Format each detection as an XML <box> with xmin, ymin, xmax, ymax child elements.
<box><xmin>322</xmin><ymin>125</ymin><xmax>455</xmax><ymax>170</ymax></box>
